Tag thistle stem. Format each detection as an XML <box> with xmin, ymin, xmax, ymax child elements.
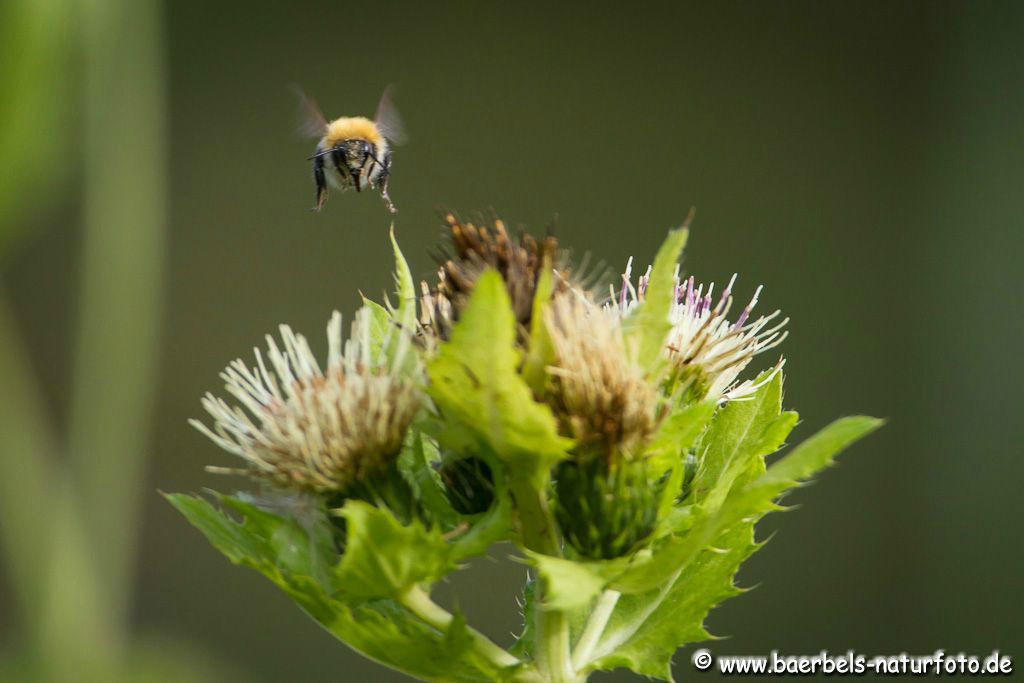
<box><xmin>400</xmin><ymin>585</ymin><xmax>522</xmax><ymax>671</ymax></box>
<box><xmin>538</xmin><ymin>609</ymin><xmax>577</xmax><ymax>682</ymax></box>
<box><xmin>570</xmin><ymin>589</ymin><xmax>620</xmax><ymax>672</ymax></box>
<box><xmin>508</xmin><ymin>473</ymin><xmax>561</xmax><ymax>556</ymax></box>
<box><xmin>508</xmin><ymin>474</ymin><xmax>577</xmax><ymax>682</ymax></box>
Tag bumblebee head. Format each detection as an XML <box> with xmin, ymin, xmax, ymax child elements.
<box><xmin>339</xmin><ymin>139</ymin><xmax>372</xmax><ymax>164</ymax></box>
<box><xmin>309</xmin><ymin>139</ymin><xmax>373</xmax><ymax>165</ymax></box>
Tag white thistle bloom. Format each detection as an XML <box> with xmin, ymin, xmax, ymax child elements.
<box><xmin>607</xmin><ymin>258</ymin><xmax>788</xmax><ymax>403</ymax></box>
<box><xmin>191</xmin><ymin>308</ymin><xmax>421</xmax><ymax>494</ymax></box>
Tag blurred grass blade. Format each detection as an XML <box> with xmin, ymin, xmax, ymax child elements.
<box><xmin>0</xmin><ymin>294</ymin><xmax>61</xmax><ymax>637</ymax></box>
<box><xmin>36</xmin><ymin>475</ymin><xmax>120</xmax><ymax>679</ymax></box>
<box><xmin>68</xmin><ymin>0</ymin><xmax>168</xmax><ymax>635</ymax></box>
<box><xmin>0</xmin><ymin>0</ymin><xmax>72</xmax><ymax>256</ymax></box>
<box><xmin>0</xmin><ymin>294</ymin><xmax>119</xmax><ymax>676</ymax></box>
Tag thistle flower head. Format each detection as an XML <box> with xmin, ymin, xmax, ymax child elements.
<box><xmin>545</xmin><ymin>290</ymin><xmax>662</xmax><ymax>463</ymax></box>
<box><xmin>191</xmin><ymin>309</ymin><xmax>421</xmax><ymax>494</ymax></box>
<box><xmin>608</xmin><ymin>259</ymin><xmax>788</xmax><ymax>403</ymax></box>
<box><xmin>420</xmin><ymin>213</ymin><xmax>566</xmax><ymax>341</ymax></box>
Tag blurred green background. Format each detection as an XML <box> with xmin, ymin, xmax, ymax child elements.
<box><xmin>1</xmin><ymin>1</ymin><xmax>1021</xmax><ymax>680</ymax></box>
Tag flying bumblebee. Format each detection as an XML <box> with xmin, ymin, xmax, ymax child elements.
<box><xmin>299</xmin><ymin>87</ymin><xmax>406</xmax><ymax>214</ymax></box>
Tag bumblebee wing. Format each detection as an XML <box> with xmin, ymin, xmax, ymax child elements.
<box><xmin>374</xmin><ymin>85</ymin><xmax>407</xmax><ymax>145</ymax></box>
<box><xmin>293</xmin><ymin>85</ymin><xmax>328</xmax><ymax>137</ymax></box>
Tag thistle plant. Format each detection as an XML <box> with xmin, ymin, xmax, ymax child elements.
<box><xmin>169</xmin><ymin>214</ymin><xmax>881</xmax><ymax>682</ymax></box>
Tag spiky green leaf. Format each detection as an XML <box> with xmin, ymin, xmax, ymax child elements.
<box><xmin>509</xmin><ymin>579</ymin><xmax>537</xmax><ymax>659</ymax></box>
<box><xmin>586</xmin><ymin>415</ymin><xmax>882</xmax><ymax>679</ymax></box>
<box><xmin>359</xmin><ymin>297</ymin><xmax>393</xmax><ymax>358</ymax></box>
<box><xmin>692</xmin><ymin>371</ymin><xmax>793</xmax><ymax>514</ymax></box>
<box><xmin>647</xmin><ymin>398</ymin><xmax>718</xmax><ymax>474</ymax></box>
<box><xmin>587</xmin><ymin>523</ymin><xmax>755</xmax><ymax>680</ymax></box>
<box><xmin>334</xmin><ymin>500</ymin><xmax>455</xmax><ymax>601</ymax></box>
<box><xmin>398</xmin><ymin>431</ymin><xmax>460</xmax><ymax>527</ymax></box>
<box><xmin>611</xmin><ymin>375</ymin><xmax>789</xmax><ymax>594</ymax></box>
<box><xmin>623</xmin><ymin>228</ymin><xmax>688</xmax><ymax>374</ymax></box>
<box><xmin>426</xmin><ymin>269</ymin><xmax>572</xmax><ymax>473</ymax></box>
<box><xmin>450</xmin><ymin>490</ymin><xmax>514</xmax><ymax>563</ymax></box>
<box><xmin>523</xmin><ymin>552</ymin><xmax>631</xmax><ymax>612</ymax></box>
<box><xmin>389</xmin><ymin>226</ymin><xmax>416</xmax><ymax>322</ymax></box>
<box><xmin>167</xmin><ymin>493</ymin><xmax>513</xmax><ymax>682</ymax></box>
<box><xmin>521</xmin><ymin>254</ymin><xmax>555</xmax><ymax>395</ymax></box>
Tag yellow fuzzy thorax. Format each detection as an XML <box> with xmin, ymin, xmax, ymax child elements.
<box><xmin>322</xmin><ymin>116</ymin><xmax>385</xmax><ymax>148</ymax></box>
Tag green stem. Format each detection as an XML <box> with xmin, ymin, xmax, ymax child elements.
<box><xmin>538</xmin><ymin>609</ymin><xmax>576</xmax><ymax>683</ymax></box>
<box><xmin>509</xmin><ymin>475</ymin><xmax>560</xmax><ymax>556</ymax></box>
<box><xmin>400</xmin><ymin>585</ymin><xmax>522</xmax><ymax>671</ymax></box>
<box><xmin>508</xmin><ymin>474</ymin><xmax>576</xmax><ymax>682</ymax></box>
<box><xmin>570</xmin><ymin>589</ymin><xmax>620</xmax><ymax>673</ymax></box>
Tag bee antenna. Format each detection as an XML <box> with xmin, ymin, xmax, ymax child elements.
<box><xmin>307</xmin><ymin>149</ymin><xmax>336</xmax><ymax>160</ymax></box>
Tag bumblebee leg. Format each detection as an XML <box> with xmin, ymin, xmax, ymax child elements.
<box><xmin>378</xmin><ymin>151</ymin><xmax>396</xmax><ymax>213</ymax></box>
<box><xmin>380</xmin><ymin>180</ymin><xmax>396</xmax><ymax>213</ymax></box>
<box><xmin>313</xmin><ymin>154</ymin><xmax>327</xmax><ymax>211</ymax></box>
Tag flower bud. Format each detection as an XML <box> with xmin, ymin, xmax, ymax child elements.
<box><xmin>419</xmin><ymin>213</ymin><xmax>565</xmax><ymax>343</ymax></box>
<box><xmin>554</xmin><ymin>458</ymin><xmax>658</xmax><ymax>560</ymax></box>
<box><xmin>437</xmin><ymin>454</ymin><xmax>495</xmax><ymax>515</ymax></box>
